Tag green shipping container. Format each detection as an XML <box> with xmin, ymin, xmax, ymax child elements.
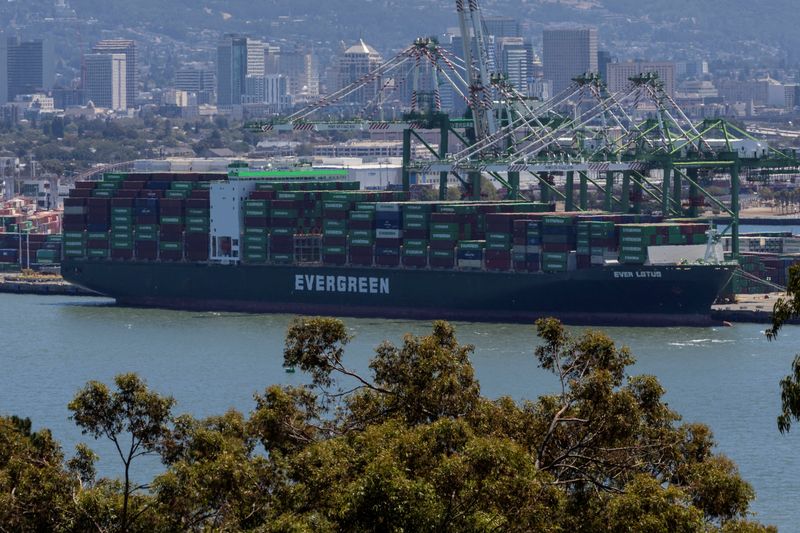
<box><xmin>458</xmin><ymin>240</ymin><xmax>485</xmax><ymax>251</ymax></box>
<box><xmin>350</xmin><ymin>211</ymin><xmax>374</xmax><ymax>221</ymax></box>
<box><xmin>165</xmin><ymin>190</ymin><xmax>188</xmax><ymax>199</ymax></box>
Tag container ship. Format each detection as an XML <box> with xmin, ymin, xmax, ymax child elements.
<box><xmin>60</xmin><ymin>166</ymin><xmax>735</xmax><ymax>326</ymax></box>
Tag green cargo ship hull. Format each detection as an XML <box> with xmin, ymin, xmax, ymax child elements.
<box><xmin>61</xmin><ymin>260</ymin><xmax>735</xmax><ymax>327</ymax></box>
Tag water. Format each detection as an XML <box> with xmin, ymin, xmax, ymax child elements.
<box><xmin>1</xmin><ymin>293</ymin><xmax>799</xmax><ymax>530</ymax></box>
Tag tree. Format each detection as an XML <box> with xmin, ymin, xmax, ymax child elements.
<box><xmin>766</xmin><ymin>263</ymin><xmax>800</xmax><ymax>433</ymax></box>
<box><xmin>0</xmin><ymin>416</ymin><xmax>78</xmax><ymax>530</ymax></box>
<box><xmin>0</xmin><ymin>319</ymin><xmax>775</xmax><ymax>531</ymax></box>
<box><xmin>68</xmin><ymin>373</ymin><xmax>175</xmax><ymax>532</ymax></box>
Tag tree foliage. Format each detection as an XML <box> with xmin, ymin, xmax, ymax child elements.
<box><xmin>768</xmin><ymin>263</ymin><xmax>800</xmax><ymax>433</ymax></box>
<box><xmin>68</xmin><ymin>373</ymin><xmax>175</xmax><ymax>532</ymax></box>
<box><xmin>0</xmin><ymin>319</ymin><xmax>776</xmax><ymax>531</ymax></box>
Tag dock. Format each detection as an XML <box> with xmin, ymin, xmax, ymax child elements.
<box><xmin>0</xmin><ymin>273</ymin><xmax>99</xmax><ymax>297</ymax></box>
<box><xmin>711</xmin><ymin>293</ymin><xmax>799</xmax><ymax>325</ymax></box>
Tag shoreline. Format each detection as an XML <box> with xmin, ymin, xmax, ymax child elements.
<box><xmin>0</xmin><ymin>274</ymin><xmax>100</xmax><ymax>297</ymax></box>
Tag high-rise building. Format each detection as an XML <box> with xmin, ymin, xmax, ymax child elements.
<box><xmin>542</xmin><ymin>27</ymin><xmax>598</xmax><ymax>95</ymax></box>
<box><xmin>607</xmin><ymin>61</ymin><xmax>676</xmax><ymax>97</ymax></box>
<box><xmin>246</xmin><ymin>39</ymin><xmax>265</xmax><ymax>77</ymax></box>
<box><xmin>175</xmin><ymin>64</ymin><xmax>215</xmax><ymax>104</ymax></box>
<box><xmin>243</xmin><ymin>74</ymin><xmax>290</xmax><ymax>109</ymax></box>
<box><xmin>92</xmin><ymin>40</ymin><xmax>137</xmax><ymax>109</ymax></box>
<box><xmin>267</xmin><ymin>46</ymin><xmax>319</xmax><ymax>99</ymax></box>
<box><xmin>84</xmin><ymin>53</ymin><xmax>127</xmax><ymax>110</ymax></box>
<box><xmin>483</xmin><ymin>16</ymin><xmax>522</xmax><ymax>39</ymax></box>
<box><xmin>336</xmin><ymin>40</ymin><xmax>383</xmax><ymax>106</ymax></box>
<box><xmin>0</xmin><ymin>37</ymin><xmax>7</xmax><ymax>104</ymax></box>
<box><xmin>217</xmin><ymin>35</ymin><xmax>248</xmax><ymax>106</ymax></box>
<box><xmin>5</xmin><ymin>37</ymin><xmax>54</xmax><ymax>102</ymax></box>
<box><xmin>597</xmin><ymin>50</ymin><xmax>612</xmax><ymax>83</ymax></box>
<box><xmin>497</xmin><ymin>37</ymin><xmax>533</xmax><ymax>94</ymax></box>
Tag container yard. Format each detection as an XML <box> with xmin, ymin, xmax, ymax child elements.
<box><xmin>0</xmin><ymin>197</ymin><xmax>62</xmax><ymax>271</ymax></box>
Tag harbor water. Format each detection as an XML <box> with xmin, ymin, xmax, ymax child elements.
<box><xmin>1</xmin><ymin>293</ymin><xmax>799</xmax><ymax>530</ymax></box>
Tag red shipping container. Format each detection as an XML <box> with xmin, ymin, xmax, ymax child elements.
<box><xmin>111</xmin><ymin>249</ymin><xmax>134</xmax><ymax>260</ymax></box>
<box><xmin>429</xmin><ymin>257</ymin><xmax>454</xmax><ymax>268</ymax></box>
<box><xmin>375</xmin><ymin>255</ymin><xmax>400</xmax><ymax>267</ymax></box>
<box><xmin>186</xmin><ymin>198</ymin><xmax>211</xmax><ymax>209</ymax></box>
<box><xmin>430</xmin><ymin>240</ymin><xmax>456</xmax><ymax>250</ymax></box>
<box><xmin>485</xmin><ymin>250</ymin><xmax>512</xmax><ymax>260</ymax></box>
<box><xmin>160</xmin><ymin>250</ymin><xmax>183</xmax><ymax>261</ymax></box>
<box><xmin>244</xmin><ymin>217</ymin><xmax>268</xmax><ymax>228</ymax></box>
<box><xmin>247</xmin><ymin>191</ymin><xmax>272</xmax><ymax>200</ymax></box>
<box><xmin>70</xmin><ymin>189</ymin><xmax>93</xmax><ymax>198</ymax></box>
<box><xmin>402</xmin><ymin>256</ymin><xmax>428</xmax><ymax>268</ymax></box>
<box><xmin>322</xmin><ymin>236</ymin><xmax>347</xmax><ymax>246</ymax></box>
<box><xmin>322</xmin><ymin>254</ymin><xmax>347</xmax><ymax>266</ymax></box>
<box><xmin>189</xmin><ymin>189</ymin><xmax>210</xmax><ymax>199</ymax></box>
<box><xmin>486</xmin><ymin>258</ymin><xmax>511</xmax><ymax>270</ymax></box>
<box><xmin>349</xmin><ymin>256</ymin><xmax>373</xmax><ymax>266</ymax></box>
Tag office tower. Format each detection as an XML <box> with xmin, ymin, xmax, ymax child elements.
<box><xmin>217</xmin><ymin>35</ymin><xmax>248</xmax><ymax>106</ymax></box>
<box><xmin>0</xmin><ymin>37</ymin><xmax>6</xmax><ymax>104</ymax></box>
<box><xmin>92</xmin><ymin>40</ymin><xmax>137</xmax><ymax>108</ymax></box>
<box><xmin>243</xmin><ymin>74</ymin><xmax>289</xmax><ymax>110</ymax></box>
<box><xmin>336</xmin><ymin>40</ymin><xmax>383</xmax><ymax>105</ymax></box>
<box><xmin>84</xmin><ymin>53</ymin><xmax>127</xmax><ymax>110</ymax></box>
<box><xmin>483</xmin><ymin>16</ymin><xmax>522</xmax><ymax>39</ymax></box>
<box><xmin>542</xmin><ymin>27</ymin><xmax>598</xmax><ymax>95</ymax></box>
<box><xmin>268</xmin><ymin>45</ymin><xmax>319</xmax><ymax>99</ymax></box>
<box><xmin>5</xmin><ymin>37</ymin><xmax>54</xmax><ymax>102</ymax></box>
<box><xmin>607</xmin><ymin>61</ymin><xmax>676</xmax><ymax>97</ymax></box>
<box><xmin>597</xmin><ymin>50</ymin><xmax>612</xmax><ymax>83</ymax></box>
<box><xmin>498</xmin><ymin>37</ymin><xmax>533</xmax><ymax>94</ymax></box>
<box><xmin>175</xmin><ymin>64</ymin><xmax>215</xmax><ymax>104</ymax></box>
<box><xmin>246</xmin><ymin>39</ymin><xmax>265</xmax><ymax>77</ymax></box>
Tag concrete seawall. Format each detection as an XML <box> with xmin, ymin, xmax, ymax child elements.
<box><xmin>0</xmin><ymin>274</ymin><xmax>99</xmax><ymax>297</ymax></box>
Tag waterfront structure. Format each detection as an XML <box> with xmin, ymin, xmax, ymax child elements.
<box><xmin>92</xmin><ymin>40</ymin><xmax>137</xmax><ymax>109</ymax></box>
<box><xmin>84</xmin><ymin>53</ymin><xmax>127</xmax><ymax>111</ymax></box>
<box><xmin>542</xmin><ymin>27</ymin><xmax>598</xmax><ymax>95</ymax></box>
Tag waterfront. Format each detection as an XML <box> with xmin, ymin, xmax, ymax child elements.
<box><xmin>1</xmin><ymin>293</ymin><xmax>799</xmax><ymax>530</ymax></box>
